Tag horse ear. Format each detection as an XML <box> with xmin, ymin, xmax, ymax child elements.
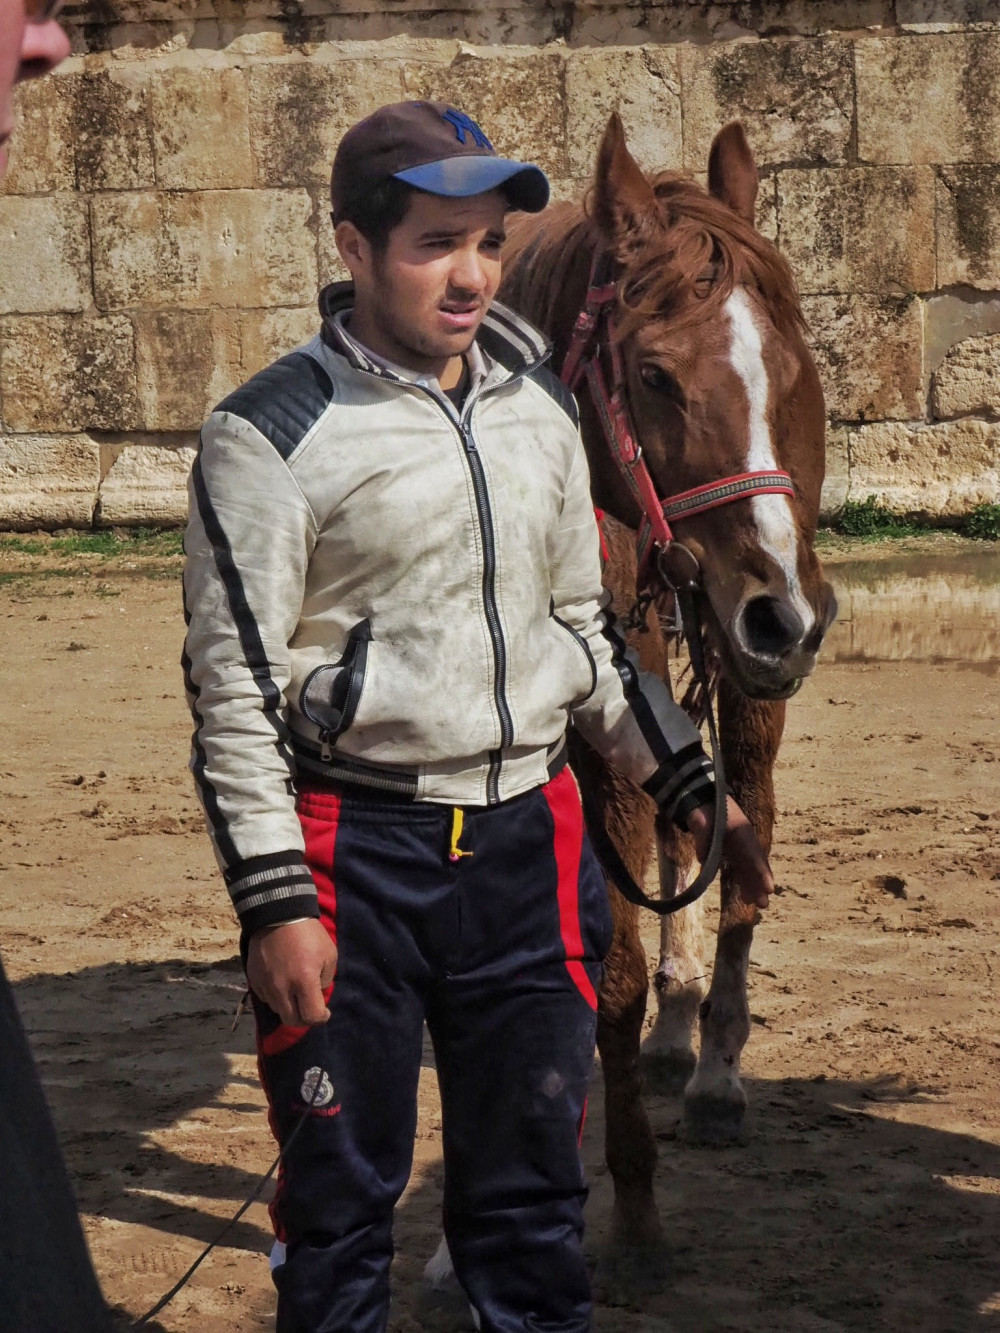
<box><xmin>708</xmin><ymin>121</ymin><xmax>758</xmax><ymax>224</ymax></box>
<box><xmin>591</xmin><ymin>112</ymin><xmax>661</xmax><ymax>257</ymax></box>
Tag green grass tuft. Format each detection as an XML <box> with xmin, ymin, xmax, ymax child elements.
<box><xmin>831</xmin><ymin>497</ymin><xmax>925</xmax><ymax>540</ymax></box>
<box><xmin>0</xmin><ymin>528</ymin><xmax>183</xmax><ymax>559</ymax></box>
<box><xmin>961</xmin><ymin>504</ymin><xmax>1000</xmax><ymax>541</ymax></box>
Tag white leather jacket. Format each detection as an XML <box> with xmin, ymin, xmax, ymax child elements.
<box><xmin>183</xmin><ymin>284</ymin><xmax>713</xmax><ymax>936</ymax></box>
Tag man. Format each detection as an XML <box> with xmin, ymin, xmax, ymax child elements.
<box><xmin>0</xmin><ymin>2</ymin><xmax>116</xmax><ymax>1329</ymax></box>
<box><xmin>183</xmin><ymin>100</ymin><xmax>773</xmax><ymax>1333</ymax></box>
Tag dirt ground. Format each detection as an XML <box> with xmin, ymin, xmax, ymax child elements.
<box><xmin>1</xmin><ymin>531</ymin><xmax>999</xmax><ymax>1333</ymax></box>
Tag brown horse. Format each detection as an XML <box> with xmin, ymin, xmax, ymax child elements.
<box><xmin>497</xmin><ymin>115</ymin><xmax>837</xmax><ymax>1252</ymax></box>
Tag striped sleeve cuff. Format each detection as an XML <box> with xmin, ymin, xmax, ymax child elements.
<box><xmin>223</xmin><ymin>850</ymin><xmax>319</xmax><ymax>938</ymax></box>
<box><xmin>641</xmin><ymin>742</ymin><xmax>717</xmax><ymax>830</ymax></box>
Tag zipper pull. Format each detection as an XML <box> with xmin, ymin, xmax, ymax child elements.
<box><xmin>319</xmin><ymin>730</ymin><xmax>332</xmax><ymax>762</ymax></box>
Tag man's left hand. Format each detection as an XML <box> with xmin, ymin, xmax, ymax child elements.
<box><xmin>686</xmin><ymin>795</ymin><xmax>774</xmax><ymax>909</ymax></box>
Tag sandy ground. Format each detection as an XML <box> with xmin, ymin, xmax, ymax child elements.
<box><xmin>1</xmin><ymin>532</ymin><xmax>999</xmax><ymax>1333</ymax></box>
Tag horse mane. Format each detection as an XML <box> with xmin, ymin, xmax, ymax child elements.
<box><xmin>503</xmin><ymin>170</ymin><xmax>806</xmax><ymax>346</ymax></box>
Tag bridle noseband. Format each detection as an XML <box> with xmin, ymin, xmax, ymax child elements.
<box><xmin>562</xmin><ymin>251</ymin><xmax>793</xmax><ymax>915</ymax></box>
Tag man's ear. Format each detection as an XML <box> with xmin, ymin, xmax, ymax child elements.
<box><xmin>335</xmin><ymin>219</ymin><xmax>368</xmax><ymax>277</ymax></box>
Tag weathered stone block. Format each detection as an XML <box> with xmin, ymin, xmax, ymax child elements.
<box><xmin>820</xmin><ymin>424</ymin><xmax>849</xmax><ymax>518</ymax></box>
<box><xmin>150</xmin><ymin>67</ymin><xmax>252</xmax><ymax>190</ymax></box>
<box><xmin>404</xmin><ymin>51</ymin><xmax>568</xmax><ymax>178</ymax></box>
<box><xmin>924</xmin><ymin>289</ymin><xmax>1000</xmax><ymax>375</ymax></box>
<box><xmin>932</xmin><ymin>331</ymin><xmax>1000</xmax><ymax>418</ymax></box>
<box><xmin>679</xmin><ymin>38</ymin><xmax>853</xmax><ymax>171</ymax></box>
<box><xmin>248</xmin><ymin>60</ymin><xmax>404</xmax><ymax>189</ymax></box>
<box><xmin>134</xmin><ymin>310</ymin><xmax>242</xmax><ymax>430</ymax></box>
<box><xmin>97</xmin><ymin>442</ymin><xmax>198</xmax><ymax>527</ymax></box>
<box><xmin>856</xmin><ymin>34</ymin><xmax>1000</xmax><ymax>164</ymax></box>
<box><xmin>239</xmin><ymin>306</ymin><xmax>318</xmax><ymax>380</ymax></box>
<box><xmin>0</xmin><ymin>434</ymin><xmax>100</xmax><ymax>529</ymax></box>
<box><xmin>802</xmin><ymin>295</ymin><xmax>924</xmax><ymax>423</ymax></box>
<box><xmin>92</xmin><ymin>189</ymin><xmax>317</xmax><ymax>310</ymax></box>
<box><xmin>778</xmin><ymin>167</ymin><xmax>935</xmax><ymax>295</ymax></box>
<box><xmin>0</xmin><ymin>314</ymin><xmax>140</xmax><ymax>433</ymax></box>
<box><xmin>74</xmin><ymin>69</ymin><xmax>155</xmax><ymax>191</ymax></box>
<box><xmin>937</xmin><ymin>166</ymin><xmax>1000</xmax><ymax>288</ymax></box>
<box><xmin>565</xmin><ymin>48</ymin><xmax>681</xmax><ymax>178</ymax></box>
<box><xmin>0</xmin><ymin>197</ymin><xmax>90</xmax><ymax>314</ymax></box>
<box><xmin>2</xmin><ymin>73</ymin><xmax>76</xmax><ymax>195</ymax></box>
<box><xmin>849</xmin><ymin>418</ymin><xmax>1000</xmax><ymax>515</ymax></box>
<box><xmin>897</xmin><ymin>0</ymin><xmax>1000</xmax><ymax>28</ymax></box>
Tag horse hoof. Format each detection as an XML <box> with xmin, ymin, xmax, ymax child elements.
<box><xmin>639</xmin><ymin>1046</ymin><xmax>697</xmax><ymax>1095</ymax></box>
<box><xmin>680</xmin><ymin>1091</ymin><xmax>749</xmax><ymax>1145</ymax></box>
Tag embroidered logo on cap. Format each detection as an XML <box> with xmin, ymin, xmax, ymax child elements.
<box><xmin>442</xmin><ymin>108</ymin><xmax>493</xmax><ymax>151</ymax></box>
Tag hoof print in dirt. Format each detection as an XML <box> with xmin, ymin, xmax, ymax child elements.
<box><xmin>639</xmin><ymin>1046</ymin><xmax>698</xmax><ymax>1096</ymax></box>
<box><xmin>592</xmin><ymin>1234</ymin><xmax>671</xmax><ymax>1307</ymax></box>
<box><xmin>680</xmin><ymin>1093</ymin><xmax>750</xmax><ymax>1146</ymax></box>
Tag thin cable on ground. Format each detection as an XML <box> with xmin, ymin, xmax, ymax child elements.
<box><xmin>132</xmin><ymin>1064</ymin><xmax>328</xmax><ymax>1327</ymax></box>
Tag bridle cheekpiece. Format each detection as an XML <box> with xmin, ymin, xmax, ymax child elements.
<box><xmin>560</xmin><ymin>251</ymin><xmax>795</xmax><ymax>595</ymax></box>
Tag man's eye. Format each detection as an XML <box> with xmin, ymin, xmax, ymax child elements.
<box><xmin>640</xmin><ymin>363</ymin><xmax>684</xmax><ymax>402</ymax></box>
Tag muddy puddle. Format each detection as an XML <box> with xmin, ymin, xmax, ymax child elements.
<box><xmin>826</xmin><ymin>548</ymin><xmax>1000</xmax><ymax>665</ymax></box>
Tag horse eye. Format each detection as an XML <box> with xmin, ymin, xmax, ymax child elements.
<box><xmin>640</xmin><ymin>363</ymin><xmax>683</xmax><ymax>401</ymax></box>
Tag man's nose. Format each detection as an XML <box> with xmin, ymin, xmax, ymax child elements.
<box><xmin>18</xmin><ymin>19</ymin><xmax>71</xmax><ymax>82</ymax></box>
<box><xmin>449</xmin><ymin>246</ymin><xmax>489</xmax><ymax>294</ymax></box>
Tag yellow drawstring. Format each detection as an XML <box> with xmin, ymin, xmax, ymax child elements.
<box><xmin>448</xmin><ymin>808</ymin><xmax>473</xmax><ymax>863</ymax></box>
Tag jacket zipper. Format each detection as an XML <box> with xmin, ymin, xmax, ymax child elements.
<box><xmin>458</xmin><ymin>418</ymin><xmax>514</xmax><ymax>804</ymax></box>
<box><xmin>332</xmin><ymin>355</ymin><xmax>533</xmax><ymax>805</ymax></box>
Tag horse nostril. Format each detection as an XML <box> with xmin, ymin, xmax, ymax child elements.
<box><xmin>740</xmin><ymin>595</ymin><xmax>805</xmax><ymax>658</ymax></box>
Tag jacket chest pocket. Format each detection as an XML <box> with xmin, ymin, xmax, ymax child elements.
<box><xmin>299</xmin><ymin>619</ymin><xmax>372</xmax><ymax>748</ymax></box>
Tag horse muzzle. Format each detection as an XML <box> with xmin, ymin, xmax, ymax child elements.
<box><xmin>725</xmin><ymin>582</ymin><xmax>838</xmax><ymax>699</ymax></box>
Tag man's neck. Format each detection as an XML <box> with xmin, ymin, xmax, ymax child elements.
<box><xmin>344</xmin><ymin>310</ymin><xmax>465</xmax><ymax>389</ymax></box>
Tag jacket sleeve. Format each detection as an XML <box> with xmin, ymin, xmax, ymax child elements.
<box><xmin>551</xmin><ymin>433</ymin><xmax>716</xmax><ymax>828</ymax></box>
<box><xmin>183</xmin><ymin>410</ymin><xmax>320</xmax><ymax>937</ymax></box>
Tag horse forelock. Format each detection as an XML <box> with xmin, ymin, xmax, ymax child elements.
<box><xmin>613</xmin><ymin>172</ymin><xmax>805</xmax><ymax>341</ymax></box>
<box><xmin>504</xmin><ymin>172</ymin><xmax>804</xmax><ymax>348</ymax></box>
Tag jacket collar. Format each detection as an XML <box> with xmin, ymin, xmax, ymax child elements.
<box><xmin>318</xmin><ymin>281</ymin><xmax>551</xmax><ymax>383</ymax></box>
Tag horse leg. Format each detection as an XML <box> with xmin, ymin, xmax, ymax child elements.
<box><xmin>640</xmin><ymin>817</ymin><xmax>707</xmax><ymax>1094</ymax></box>
<box><xmin>598</xmin><ymin>880</ymin><xmax>663</xmax><ymax>1251</ymax></box>
<box><xmin>571</xmin><ymin>739</ymin><xmax>664</xmax><ymax>1253</ymax></box>
<box><xmin>682</xmin><ymin>683</ymin><xmax>786</xmax><ymax>1144</ymax></box>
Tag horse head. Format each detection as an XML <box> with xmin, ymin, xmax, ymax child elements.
<box><xmin>508</xmin><ymin>115</ymin><xmax>837</xmax><ymax>700</ymax></box>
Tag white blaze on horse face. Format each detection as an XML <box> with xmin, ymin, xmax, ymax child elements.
<box><xmin>724</xmin><ymin>288</ymin><xmax>815</xmax><ymax>638</ymax></box>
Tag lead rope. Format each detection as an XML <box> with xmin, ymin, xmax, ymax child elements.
<box><xmin>131</xmin><ymin>1063</ymin><xmax>330</xmax><ymax>1327</ymax></box>
<box><xmin>580</xmin><ymin>575</ymin><xmax>727</xmax><ymax>917</ymax></box>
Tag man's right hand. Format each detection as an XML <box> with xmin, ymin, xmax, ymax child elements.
<box><xmin>246</xmin><ymin>918</ymin><xmax>338</xmax><ymax>1026</ymax></box>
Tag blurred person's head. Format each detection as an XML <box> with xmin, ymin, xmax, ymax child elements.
<box><xmin>0</xmin><ymin>0</ymin><xmax>69</xmax><ymax>178</ymax></box>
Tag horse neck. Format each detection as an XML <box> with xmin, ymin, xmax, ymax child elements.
<box><xmin>500</xmin><ymin>208</ymin><xmax>597</xmax><ymax>369</ymax></box>
<box><xmin>500</xmin><ymin>211</ymin><xmax>643</xmax><ymax>525</ymax></box>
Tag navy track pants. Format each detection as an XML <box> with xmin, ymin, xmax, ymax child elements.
<box><xmin>251</xmin><ymin>766</ymin><xmax>613</xmax><ymax>1333</ymax></box>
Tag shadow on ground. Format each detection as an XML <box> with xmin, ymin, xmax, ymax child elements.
<box><xmin>14</xmin><ymin>959</ymin><xmax>1000</xmax><ymax>1333</ymax></box>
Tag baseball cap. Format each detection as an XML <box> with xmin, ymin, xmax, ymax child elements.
<box><xmin>331</xmin><ymin>101</ymin><xmax>550</xmax><ymax>217</ymax></box>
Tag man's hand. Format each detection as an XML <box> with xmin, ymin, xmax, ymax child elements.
<box><xmin>246</xmin><ymin>918</ymin><xmax>338</xmax><ymax>1026</ymax></box>
<box><xmin>687</xmin><ymin>795</ymin><xmax>774</xmax><ymax>909</ymax></box>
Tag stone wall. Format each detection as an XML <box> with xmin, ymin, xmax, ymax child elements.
<box><xmin>2</xmin><ymin>0</ymin><xmax>999</xmax><ymax>527</ymax></box>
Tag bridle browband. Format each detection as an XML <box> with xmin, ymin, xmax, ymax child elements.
<box><xmin>562</xmin><ymin>251</ymin><xmax>794</xmax><ymax>916</ymax></box>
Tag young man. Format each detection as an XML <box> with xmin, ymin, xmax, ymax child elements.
<box><xmin>0</xmin><ymin>2</ymin><xmax>116</xmax><ymax>1329</ymax></box>
<box><xmin>184</xmin><ymin>100</ymin><xmax>773</xmax><ymax>1333</ymax></box>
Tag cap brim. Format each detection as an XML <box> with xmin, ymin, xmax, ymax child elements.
<box><xmin>393</xmin><ymin>156</ymin><xmax>549</xmax><ymax>213</ymax></box>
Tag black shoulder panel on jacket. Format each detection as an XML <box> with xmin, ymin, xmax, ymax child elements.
<box><xmin>527</xmin><ymin>364</ymin><xmax>580</xmax><ymax>430</ymax></box>
<box><xmin>215</xmin><ymin>352</ymin><xmax>334</xmax><ymax>460</ymax></box>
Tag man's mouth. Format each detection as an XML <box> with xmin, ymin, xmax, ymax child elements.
<box><xmin>438</xmin><ymin>301</ymin><xmax>482</xmax><ymax>332</ymax></box>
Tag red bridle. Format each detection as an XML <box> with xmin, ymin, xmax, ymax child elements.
<box><xmin>560</xmin><ymin>252</ymin><xmax>796</xmax><ymax>590</ymax></box>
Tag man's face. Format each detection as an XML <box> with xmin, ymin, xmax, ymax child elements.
<box><xmin>338</xmin><ymin>188</ymin><xmax>507</xmax><ymax>377</ymax></box>
<box><xmin>0</xmin><ymin>0</ymin><xmax>70</xmax><ymax>178</ymax></box>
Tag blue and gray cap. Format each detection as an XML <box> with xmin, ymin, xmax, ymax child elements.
<box><xmin>330</xmin><ymin>100</ymin><xmax>550</xmax><ymax>217</ymax></box>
